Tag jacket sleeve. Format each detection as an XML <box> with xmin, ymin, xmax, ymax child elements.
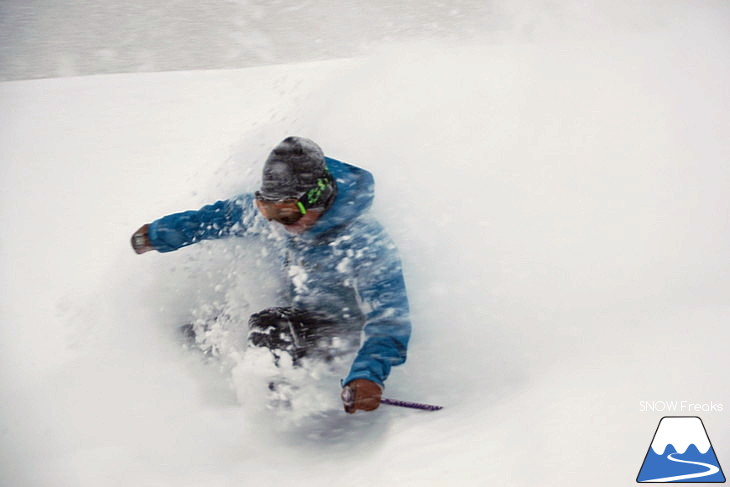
<box><xmin>148</xmin><ymin>195</ymin><xmax>253</xmax><ymax>253</ymax></box>
<box><xmin>344</xmin><ymin>221</ymin><xmax>412</xmax><ymax>387</ymax></box>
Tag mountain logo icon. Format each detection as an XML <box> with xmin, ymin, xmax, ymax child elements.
<box><xmin>637</xmin><ymin>416</ymin><xmax>726</xmax><ymax>483</ymax></box>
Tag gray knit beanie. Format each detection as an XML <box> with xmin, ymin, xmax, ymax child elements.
<box><xmin>259</xmin><ymin>137</ymin><xmax>335</xmax><ymax>209</ymax></box>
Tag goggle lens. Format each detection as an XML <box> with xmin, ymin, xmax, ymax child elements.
<box><xmin>255</xmin><ymin>196</ymin><xmax>305</xmax><ymax>224</ymax></box>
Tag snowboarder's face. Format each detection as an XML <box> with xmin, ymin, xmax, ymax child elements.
<box><xmin>255</xmin><ymin>197</ymin><xmax>323</xmax><ymax>233</ymax></box>
<box><xmin>255</xmin><ymin>198</ymin><xmax>305</xmax><ymax>225</ymax></box>
<box><xmin>281</xmin><ymin>209</ymin><xmax>323</xmax><ymax>234</ymax></box>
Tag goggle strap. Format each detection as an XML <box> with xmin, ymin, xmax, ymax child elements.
<box><xmin>296</xmin><ymin>201</ymin><xmax>307</xmax><ymax>215</ymax></box>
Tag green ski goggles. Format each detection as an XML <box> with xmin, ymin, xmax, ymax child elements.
<box><xmin>255</xmin><ymin>175</ymin><xmax>334</xmax><ymax>224</ymax></box>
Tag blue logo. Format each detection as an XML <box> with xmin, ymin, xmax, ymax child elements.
<box><xmin>637</xmin><ymin>416</ymin><xmax>726</xmax><ymax>483</ymax></box>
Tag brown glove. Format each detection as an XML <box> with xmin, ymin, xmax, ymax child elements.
<box><xmin>131</xmin><ymin>224</ymin><xmax>154</xmax><ymax>254</ymax></box>
<box><xmin>341</xmin><ymin>379</ymin><xmax>383</xmax><ymax>414</ymax></box>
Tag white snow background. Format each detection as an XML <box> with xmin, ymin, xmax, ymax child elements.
<box><xmin>1</xmin><ymin>2</ymin><xmax>729</xmax><ymax>486</ymax></box>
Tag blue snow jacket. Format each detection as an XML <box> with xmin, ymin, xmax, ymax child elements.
<box><xmin>148</xmin><ymin>158</ymin><xmax>411</xmax><ymax>387</ymax></box>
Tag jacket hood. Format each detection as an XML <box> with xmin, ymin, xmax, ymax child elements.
<box><xmin>298</xmin><ymin>157</ymin><xmax>374</xmax><ymax>241</ymax></box>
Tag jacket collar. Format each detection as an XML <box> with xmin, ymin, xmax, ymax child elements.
<box><xmin>295</xmin><ymin>157</ymin><xmax>374</xmax><ymax>242</ymax></box>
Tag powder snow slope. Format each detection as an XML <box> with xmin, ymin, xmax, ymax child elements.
<box><xmin>1</xmin><ymin>9</ymin><xmax>729</xmax><ymax>487</ymax></box>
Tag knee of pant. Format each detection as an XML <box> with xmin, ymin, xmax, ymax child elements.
<box><xmin>248</xmin><ymin>307</ymin><xmax>292</xmax><ymax>330</ymax></box>
<box><xmin>248</xmin><ymin>308</ymin><xmax>298</xmax><ymax>351</ymax></box>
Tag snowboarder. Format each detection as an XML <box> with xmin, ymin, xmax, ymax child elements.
<box><xmin>131</xmin><ymin>136</ymin><xmax>411</xmax><ymax>414</ymax></box>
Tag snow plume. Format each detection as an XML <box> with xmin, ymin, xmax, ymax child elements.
<box><xmin>231</xmin><ymin>347</ymin><xmax>351</xmax><ymax>427</ymax></box>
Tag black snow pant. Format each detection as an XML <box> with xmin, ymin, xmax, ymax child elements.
<box><xmin>247</xmin><ymin>307</ymin><xmax>356</xmax><ymax>365</ymax></box>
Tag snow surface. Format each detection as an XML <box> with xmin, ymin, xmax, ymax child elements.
<box><xmin>0</xmin><ymin>0</ymin><xmax>709</xmax><ymax>82</ymax></box>
<box><xmin>2</xmin><ymin>4</ymin><xmax>730</xmax><ymax>487</ymax></box>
